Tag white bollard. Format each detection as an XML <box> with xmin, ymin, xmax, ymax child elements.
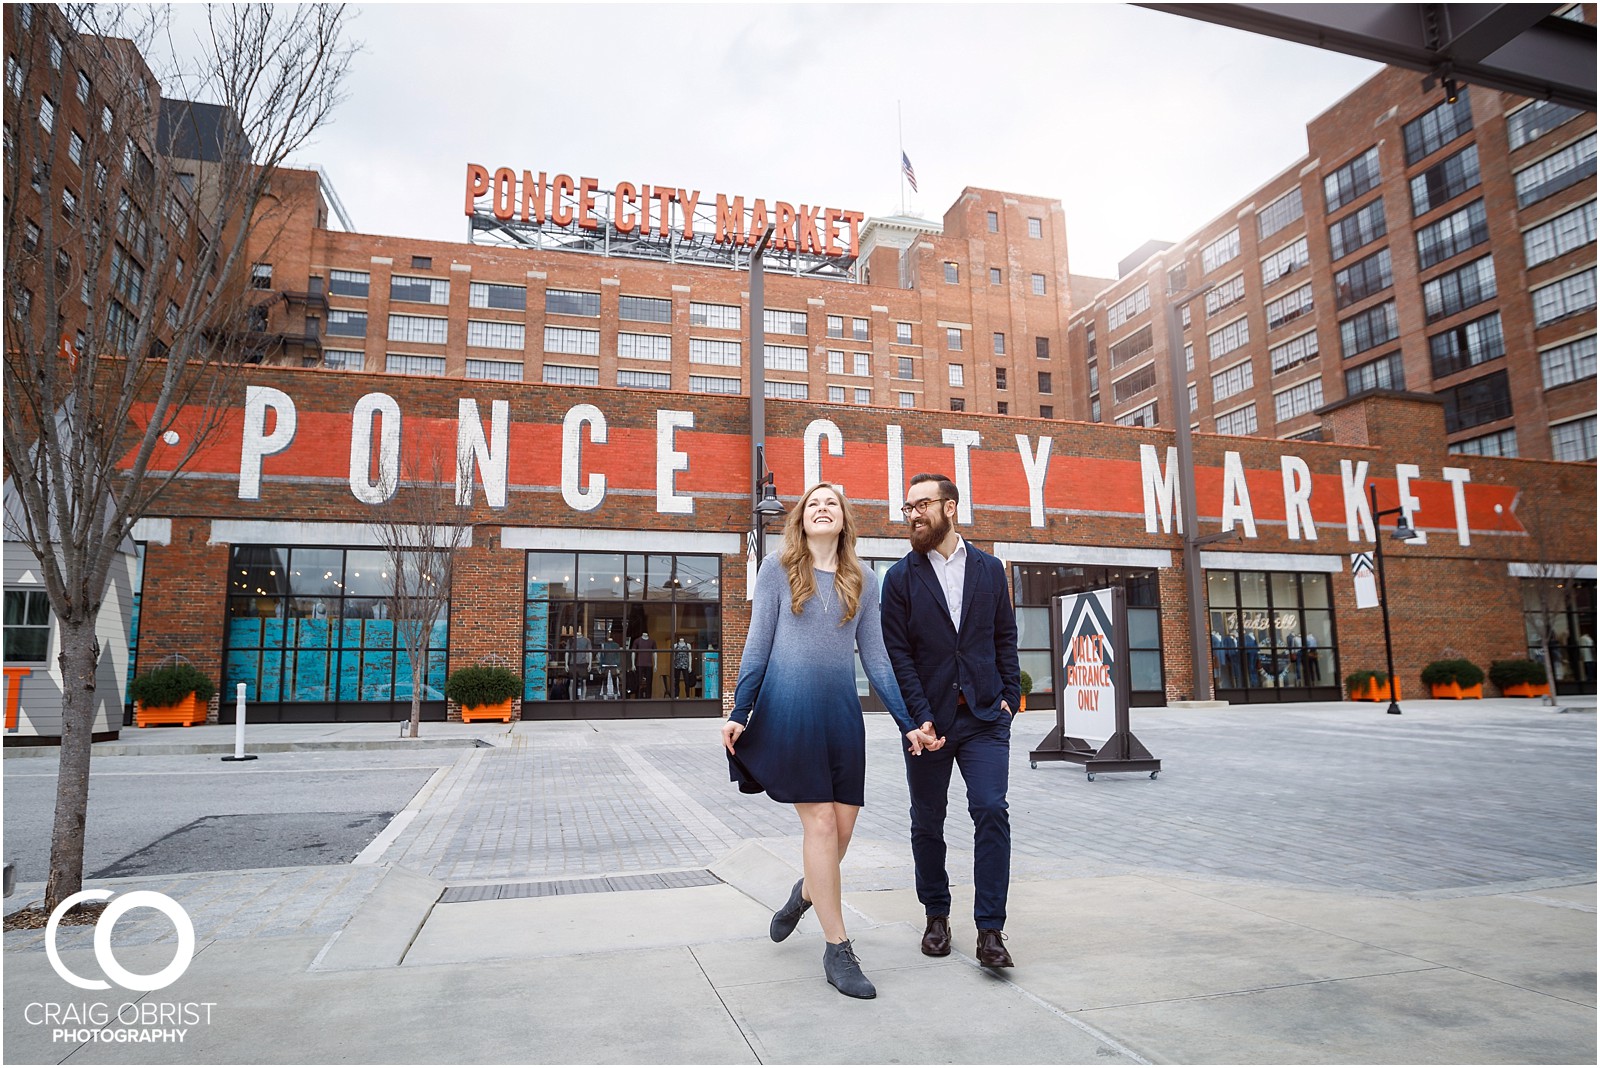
<box><xmin>221</xmin><ymin>681</ymin><xmax>258</xmax><ymax>762</ymax></box>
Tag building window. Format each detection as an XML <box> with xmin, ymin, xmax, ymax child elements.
<box><xmin>1257</xmin><ymin>187</ymin><xmax>1305</xmax><ymax>240</ymax></box>
<box><xmin>469</xmin><ymin>282</ymin><xmax>527</xmax><ymax>310</ymax></box>
<box><xmin>898</xmin><ymin>392</ymin><xmax>915</xmax><ymax>408</ymax></box>
<box><xmin>827</xmin><ymin>350</ymin><xmax>845</xmax><ymax>375</ymax></box>
<box><xmin>1442</xmin><ymin>369</ymin><xmax>1513</xmax><ymax>432</ymax></box>
<box><xmin>329</xmin><ymin>269</ymin><xmax>369</xmax><ymax>298</ymax></box>
<box><xmin>6</xmin><ymin>57</ymin><xmax>21</xmax><ymax>98</ymax></box>
<box><xmin>390</xmin><ymin>276</ymin><xmax>449</xmax><ymax>305</ymax></box>
<box><xmin>1339</xmin><ymin>301</ymin><xmax>1398</xmax><ymax>359</ymax></box>
<box><xmin>465</xmin><ymin>359</ymin><xmax>524</xmax><ymax>382</ymax></box>
<box><xmin>1532</xmin><ymin>272</ymin><xmax>1596</xmax><ymax>328</ymax></box>
<box><xmin>323</xmin><ymin>350</ymin><xmax>363</xmax><ymax>371</ymax></box>
<box><xmin>689</xmin><ymin>338</ymin><xmax>741</xmax><ymax>366</ymax></box>
<box><xmin>39</xmin><ymin>95</ymin><xmax>56</xmax><ymax>133</ymax></box>
<box><xmin>949</xmin><ymin>398</ymin><xmax>966</xmax><ymax>412</ymax></box>
<box><xmin>3</xmin><ymin>588</ymin><xmax>52</xmax><ymax>663</ymax></box>
<box><xmin>1206</xmin><ymin>275</ymin><xmax>1246</xmax><ymax>317</ymax></box>
<box><xmin>1273</xmin><ymin>377</ymin><xmax>1324</xmax><ymax>422</ymax></box>
<box><xmin>1252</xmin><ymin>237</ymin><xmax>1305</xmax><ymax>291</ymax></box>
<box><xmin>1107</xmin><ymin>284</ymin><xmax>1150</xmax><ymax>330</ymax></box>
<box><xmin>1185</xmin><ymin>343</ymin><xmax>1195</xmax><ymax>371</ymax></box>
<box><xmin>1417</xmin><ymin>199</ymin><xmax>1490</xmax><ymax>268</ymax></box>
<box><xmin>1084</xmin><ymin>324</ymin><xmax>1096</xmax><ymax>359</ymax></box>
<box><xmin>854</xmin><ymin>388</ymin><xmax>872</xmax><ymax>405</ymax></box>
<box><xmin>1035</xmin><ymin>336</ymin><xmax>1050</xmax><ymax>360</ymax></box>
<box><xmin>1507</xmin><ymin>99</ymin><xmax>1583</xmax><ymax>150</ymax></box>
<box><xmin>1422</xmin><ymin>255</ymin><xmax>1497</xmax><ymax>323</ymax></box>
<box><xmin>1109</xmin><ymin>325</ymin><xmax>1154</xmax><ymax>368</ymax></box>
<box><xmin>995</xmin><ymin>367</ymin><xmax>1008</xmax><ymax>391</ymax></box>
<box><xmin>896</xmin><ymin>322</ymin><xmax>912</xmax><ymax>344</ymax></box>
<box><xmin>617</xmin><ymin>369</ymin><xmax>670</xmax><ymax>390</ymax></box>
<box><xmin>22</xmin><ymin>218</ymin><xmax>41</xmax><ymax>252</ymax></box>
<box><xmin>1214</xmin><ymin>403</ymin><xmax>1259</xmax><ymax>437</ymax></box>
<box><xmin>1012</xmin><ymin>565</ymin><xmax>1165</xmax><ymax>700</ymax></box>
<box><xmin>763</xmin><ymin>344</ymin><xmax>807</xmax><ymax>372</ymax></box>
<box><xmin>61</xmin><ymin>187</ymin><xmax>77</xmax><ymax>218</ymax></box>
<box><xmin>384</xmin><ymin>354</ymin><xmax>446</xmax><ymax>376</ymax></box>
<box><xmin>1116</xmin><ymin>400</ymin><xmax>1158</xmax><ymax>428</ymax></box>
<box><xmin>1207</xmin><ymin>317</ymin><xmax>1250</xmax><ymax>360</ymax></box>
<box><xmin>224</xmin><ymin>547</ymin><xmax>450</xmax><ymax>705</ymax></box>
<box><xmin>1031</xmin><ymin>273</ymin><xmax>1046</xmax><ymax>296</ymax></box>
<box><xmin>1524</xmin><ymin>200</ymin><xmax>1596</xmax><ymax>267</ymax></box>
<box><xmin>689</xmin><ymin>374</ymin><xmax>741</xmax><ymax>395</ymax></box>
<box><xmin>1201</xmin><ymin>228</ymin><xmax>1241</xmax><ymax>273</ymax></box>
<box><xmin>250</xmin><ymin>263</ymin><xmax>274</xmax><ymax>290</ymax></box>
<box><xmin>944</xmin><ymin>262</ymin><xmax>959</xmax><ymax>284</ymax></box>
<box><xmin>1324</xmin><ymin>146</ymin><xmax>1381</xmax><ymax>213</ymax></box>
<box><xmin>1550</xmin><ymin>415</ymin><xmax>1597</xmax><ymax>461</ymax></box>
<box><xmin>326</xmin><ymin>310</ymin><xmax>366</xmax><ymax>338</ymax></box>
<box><xmin>1449</xmin><ymin>428</ymin><xmax>1518</xmax><ymax>457</ymax></box>
<box><xmin>898</xmin><ymin>356</ymin><xmax>915</xmax><ymax>379</ymax></box>
<box><xmin>1090</xmin><ymin>397</ymin><xmax>1101</xmax><ymax>422</ymax></box>
<box><xmin>1410</xmin><ymin>144</ymin><xmax>1481</xmax><ymax>216</ymax></box>
<box><xmin>1038</xmin><ymin>371</ymin><xmax>1053</xmax><ymax>395</ymax></box>
<box><xmin>853</xmin><ymin>352</ymin><xmax>870</xmax><ymax>376</ymax></box>
<box><xmin>1188</xmin><ymin>382</ymin><xmax>1199</xmax><ymax>415</ymax></box>
<box><xmin>544</xmin><ymin>326</ymin><xmax>600</xmax><ymax>356</ymax></box>
<box><xmin>388</xmin><ymin>314</ymin><xmax>447</xmax><ymax>345</ymax></box>
<box><xmin>618</xmin><ymin>333</ymin><xmax>671</xmax><ymax>362</ymax></box>
<box><xmin>1517</xmin><ymin>575</ymin><xmax>1597</xmax><ymax>689</ymax></box>
<box><xmin>1112</xmin><ymin>364</ymin><xmax>1154</xmax><ymax>404</ymax></box>
<box><xmin>828</xmin><ymin>385</ymin><xmax>846</xmax><ymax>403</ymax></box>
<box><xmin>997</xmin><ymin>401</ymin><xmax>1009</xmax><ymax>415</ymax></box>
<box><xmin>987</xmin><ymin>210</ymin><xmax>999</xmax><ymax>232</ymax></box>
<box><xmin>1028</xmin><ymin>218</ymin><xmax>1043</xmax><ymax>239</ymax></box>
<box><xmin>100</xmin><ymin>104</ymin><xmax>112</xmax><ymax>133</ymax></box>
<box><xmin>547</xmin><ymin>289</ymin><xmax>601</xmax><ymax>317</ymax></box>
<box><xmin>1039</xmin><ymin>404</ymin><xmax>1053</xmax><ymax>419</ymax></box>
<box><xmin>827</xmin><ymin>315</ymin><xmax>845</xmax><ymax>339</ymax></box>
<box><xmin>543</xmin><ymin>364</ymin><xmax>600</xmax><ymax>387</ymax></box>
<box><xmin>1402</xmin><ymin>89</ymin><xmax>1474</xmax><ymax>164</ymax></box>
<box><xmin>67</xmin><ymin>128</ymin><xmax>84</xmax><ymax>165</ymax></box>
<box><xmin>1327</xmin><ymin>200</ymin><xmax>1387</xmax><ymax>260</ymax></box>
<box><xmin>1516</xmin><ymin>133</ymin><xmax>1597</xmax><ymax>209</ymax></box>
<box><xmin>1270</xmin><ymin>330</ymin><xmax>1320</xmax><ymax>374</ymax></box>
<box><xmin>1540</xmin><ymin>335</ymin><xmax>1596</xmax><ymax>389</ymax></box>
<box><xmin>948</xmin><ymin>364</ymin><xmax>965</xmax><ymax>387</ymax></box>
<box><xmin>467</xmin><ymin>320</ymin><xmax>526</xmax><ymax>350</ymax></box>
<box><xmin>763</xmin><ymin>308</ymin><xmax>807</xmax><ymax>335</ymax></box>
<box><xmin>1207</xmin><ymin>571</ymin><xmax>1339</xmax><ymax>694</ymax></box>
<box><xmin>47</xmin><ymin>34</ymin><xmax>63</xmax><ymax>69</ymax></box>
<box><xmin>993</xmin><ymin>332</ymin><xmax>1006</xmax><ymax>355</ymax></box>
<box><xmin>689</xmin><ymin>302</ymin><xmax>740</xmax><ymax>329</ymax></box>
<box><xmin>1345</xmin><ymin>351</ymin><xmax>1405</xmax><ymax>394</ymax></box>
<box><xmin>1211</xmin><ymin>360</ymin><xmax>1254</xmax><ymax>403</ymax></box>
<box><xmin>990</xmin><ymin>267</ymin><xmax>1003</xmax><ymax>286</ymax></box>
<box><xmin>1334</xmin><ymin>248</ymin><xmax>1393</xmax><ymax>309</ymax></box>
<box><xmin>946</xmin><ymin>327</ymin><xmax>963</xmax><ymax>351</ymax></box>
<box><xmin>410</xmin><ymin>255</ymin><xmax>431</xmax><ymax>270</ymax></box>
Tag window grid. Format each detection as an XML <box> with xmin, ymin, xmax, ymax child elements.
<box><xmin>1334</xmin><ymin>248</ymin><xmax>1394</xmax><ymax>309</ymax></box>
<box><xmin>390</xmin><ymin>276</ymin><xmax>449</xmax><ymax>305</ymax></box>
<box><xmin>1031</xmin><ymin>273</ymin><xmax>1047</xmax><ymax>296</ymax></box>
<box><xmin>1324</xmin><ymin>146</ymin><xmax>1381</xmax><ymax>212</ymax></box>
<box><xmin>689</xmin><ymin>302</ymin><xmax>740</xmax><ymax>330</ymax></box>
<box><xmin>619</xmin><ymin>295</ymin><xmax>672</xmax><ymax>323</ymax></box>
<box><xmin>323</xmin><ymin>350</ymin><xmax>363</xmax><ymax>371</ymax></box>
<box><xmin>1450</xmin><ymin>428</ymin><xmax>1519</xmax><ymax>457</ymax></box>
<box><xmin>1410</xmin><ymin>144</ymin><xmax>1481</xmax><ymax>216</ymax></box>
<box><xmin>948</xmin><ymin>364</ymin><xmax>965</xmax><ymax>387</ymax></box>
<box><xmin>1270</xmin><ymin>330</ymin><xmax>1320</xmax><ymax>374</ymax></box>
<box><xmin>1423</xmin><ymin>255</ymin><xmax>1497</xmax><ymax>323</ymax></box>
<box><xmin>1112</xmin><ymin>364</ymin><xmax>1155</xmax><ymax>404</ymax></box>
<box><xmin>1345</xmin><ymin>352</ymin><xmax>1405</xmax><ymax>394</ymax></box>
<box><xmin>384</xmin><ymin>354</ymin><xmax>446</xmax><ymax>376</ymax></box>
<box><xmin>1261</xmin><ymin>236</ymin><xmax>1310</xmax><ymax>287</ymax></box>
<box><xmin>763</xmin><ymin>344</ymin><xmax>807</xmax><ymax>372</ymax></box>
<box><xmin>765</xmin><ymin>380</ymin><xmax>809</xmax><ymax>400</ymax></box>
<box><xmin>1339</xmin><ymin>301</ymin><xmax>1399</xmax><ymax>359</ymax></box>
<box><xmin>1028</xmin><ymin>218</ymin><xmax>1043</xmax><ymax>239</ymax></box>
<box><xmin>896</xmin><ymin>322</ymin><xmax>913</xmax><ymax>344</ymax></box>
<box><xmin>854</xmin><ymin>388</ymin><xmax>872</xmax><ymax>405</ymax></box>
<box><xmin>1212</xmin><ymin>360</ymin><xmax>1255</xmax><ymax>402</ymax></box>
<box><xmin>543</xmin><ymin>364</ymin><xmax>599</xmax><ymax>386</ymax></box>
<box><xmin>827</xmin><ymin>315</ymin><xmax>845</xmax><ymax>339</ymax></box>
<box><xmin>1214</xmin><ymin>403</ymin><xmax>1259</xmax><ymax>437</ymax></box>
<box><xmin>1201</xmin><ymin>228</ymin><xmax>1241</xmax><ymax>273</ymax></box>
<box><xmin>466</xmin><ymin>319</ymin><xmax>525</xmax><ymax>350</ymax></box>
<box><xmin>1266</xmin><ymin>284</ymin><xmax>1314</xmax><ymax>331</ymax></box>
<box><xmin>1328</xmin><ymin>200</ymin><xmax>1388</xmax><ymax>260</ymax></box>
<box><xmin>1109</xmin><ymin>325</ymin><xmax>1155</xmax><ymax>368</ymax></box>
<box><xmin>469</xmin><ymin>282</ymin><xmax>527</xmax><ymax>310</ymax></box>
<box><xmin>465</xmin><ymin>358</ymin><xmax>524</xmax><ymax>382</ymax></box>
<box><xmin>1532</xmin><ymin>272</ymin><xmax>1597</xmax><ymax>327</ymax></box>
<box><xmin>690</xmin><ymin>374</ymin><xmax>741</xmax><ymax>394</ymax></box>
<box><xmin>1257</xmin><ymin>187</ymin><xmax>1305</xmax><ymax>240</ymax></box>
<box><xmin>547</xmin><ymin>289</ymin><xmax>601</xmax><ymax>317</ymax></box>
<box><xmin>763</xmin><ymin>309</ymin><xmax>807</xmax><ymax>335</ymax></box>
<box><xmin>1540</xmin><ymin>335</ymin><xmax>1597</xmax><ymax>389</ymax></box>
<box><xmin>1107</xmin><ymin>285</ymin><xmax>1150</xmax><ymax>330</ymax></box>
<box><xmin>689</xmin><ymin>338</ymin><xmax>740</xmax><ymax>366</ymax></box>
<box><xmin>544</xmin><ymin>326</ymin><xmax>600</xmax><ymax>356</ymax></box>
<box><xmin>388</xmin><ymin>314</ymin><xmax>448</xmax><ymax>345</ymax></box>
<box><xmin>1208</xmin><ymin>318</ymin><xmax>1250</xmax><ymax>360</ymax></box>
<box><xmin>617</xmin><ymin>369</ymin><xmax>671</xmax><ymax>390</ymax></box>
<box><xmin>1550</xmin><ymin>415</ymin><xmax>1597</xmax><ymax>461</ymax></box>
<box><xmin>1116</xmin><ymin>400</ymin><xmax>1158</xmax><ymax>428</ymax></box>
<box><xmin>1402</xmin><ymin>90</ymin><xmax>1474</xmax><ymax>164</ymax></box>
<box><xmin>1443</xmin><ymin>371</ymin><xmax>1514</xmax><ymax>432</ymax></box>
<box><xmin>329</xmin><ymin>270</ymin><xmax>369</xmax><ymax>297</ymax></box>
<box><xmin>1274</xmin><ymin>378</ymin><xmax>1325</xmax><ymax>422</ymax></box>
<box><xmin>946</xmin><ymin>327</ymin><xmax>963</xmax><ymax>351</ymax></box>
<box><xmin>993</xmin><ymin>332</ymin><xmax>1006</xmax><ymax>355</ymax></box>
<box><xmin>617</xmin><ymin>333</ymin><xmax>671</xmax><ymax>362</ymax></box>
<box><xmin>1417</xmin><ymin>199</ymin><xmax>1490</xmax><ymax>268</ymax></box>
<box><xmin>1507</xmin><ymin>100</ymin><xmax>1583</xmax><ymax>150</ymax></box>
<box><xmin>828</xmin><ymin>385</ymin><xmax>845</xmax><ymax>403</ymax></box>
<box><xmin>1514</xmin><ymin>133</ymin><xmax>1596</xmax><ymax>208</ymax></box>
<box><xmin>1206</xmin><ymin>275</ymin><xmax>1246</xmax><ymax>317</ymax></box>
<box><xmin>827</xmin><ymin>351</ymin><xmax>844</xmax><ymax>375</ymax></box>
<box><xmin>326</xmin><ymin>310</ymin><xmax>366</xmax><ymax>337</ymax></box>
<box><xmin>1524</xmin><ymin>200</ymin><xmax>1597</xmax><ymax>267</ymax></box>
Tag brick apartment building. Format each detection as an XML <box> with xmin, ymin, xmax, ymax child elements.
<box><xmin>3</xmin><ymin>6</ymin><xmax>1596</xmax><ymax>737</ymax></box>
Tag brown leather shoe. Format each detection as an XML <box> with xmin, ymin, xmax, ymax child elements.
<box><xmin>976</xmin><ymin>928</ymin><xmax>1013</xmax><ymax>968</ymax></box>
<box><xmin>920</xmin><ymin>915</ymin><xmax>951</xmax><ymax>957</ymax></box>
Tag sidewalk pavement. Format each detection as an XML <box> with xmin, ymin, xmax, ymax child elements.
<box><xmin>4</xmin><ymin>697</ymin><xmax>1595</xmax><ymax>1064</ymax></box>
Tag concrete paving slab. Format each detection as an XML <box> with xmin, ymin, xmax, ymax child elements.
<box><xmin>402</xmin><ymin>882</ymin><xmax>771</xmax><ymax>965</ymax></box>
<box><xmin>1074</xmin><ymin>965</ymin><xmax>1598</xmax><ymax>1065</ymax></box>
<box><xmin>310</xmin><ymin>865</ymin><xmax>443</xmax><ymax>971</ymax></box>
<box><xmin>685</xmin><ymin>920</ymin><xmax>946</xmax><ymax>989</ymax></box>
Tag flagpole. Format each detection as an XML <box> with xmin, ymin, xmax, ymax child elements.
<box><xmin>898</xmin><ymin>99</ymin><xmax>905</xmax><ymax>215</ymax></box>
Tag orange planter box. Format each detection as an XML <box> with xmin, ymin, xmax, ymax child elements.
<box><xmin>135</xmin><ymin>694</ymin><xmax>205</xmax><ymax>727</ymax></box>
<box><xmin>1430</xmin><ymin>681</ymin><xmax>1482</xmax><ymax>699</ymax></box>
<box><xmin>460</xmin><ymin>698</ymin><xmax>514</xmax><ymax>723</ymax></box>
<box><xmin>1351</xmin><ymin>678</ymin><xmax>1399</xmax><ymax>702</ymax></box>
<box><xmin>1501</xmin><ymin>681</ymin><xmax>1551</xmax><ymax>698</ymax></box>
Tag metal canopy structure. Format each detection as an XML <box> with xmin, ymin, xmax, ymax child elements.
<box><xmin>1138</xmin><ymin>4</ymin><xmax>1596</xmax><ymax>112</ymax></box>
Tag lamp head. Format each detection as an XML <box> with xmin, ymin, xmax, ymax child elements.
<box><xmin>1391</xmin><ymin>518</ymin><xmax>1419</xmax><ymax>542</ymax></box>
<box><xmin>754</xmin><ymin>479</ymin><xmax>785</xmax><ymax>517</ymax></box>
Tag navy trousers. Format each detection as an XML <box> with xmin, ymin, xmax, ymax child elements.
<box><xmin>903</xmin><ymin>706</ymin><xmax>1011</xmax><ymax>930</ymax></box>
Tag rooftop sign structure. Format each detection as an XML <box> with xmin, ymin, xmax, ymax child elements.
<box><xmin>463</xmin><ymin>164</ymin><xmax>866</xmax><ymax>278</ymax></box>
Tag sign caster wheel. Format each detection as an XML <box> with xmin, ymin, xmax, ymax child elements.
<box><xmin>1086</xmin><ymin>772</ymin><xmax>1095</xmax><ymax>782</ymax></box>
<box><xmin>1150</xmin><ymin>771</ymin><xmax>1159</xmax><ymax>780</ymax></box>
<box><xmin>1029</xmin><ymin>760</ymin><xmax>1037</xmax><ymax>769</ymax></box>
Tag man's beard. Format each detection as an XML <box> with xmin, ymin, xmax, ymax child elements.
<box><xmin>909</xmin><ymin>508</ymin><xmax>950</xmax><ymax>555</ymax></box>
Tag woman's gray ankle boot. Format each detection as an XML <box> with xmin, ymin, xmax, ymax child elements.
<box><xmin>823</xmin><ymin>939</ymin><xmax>877</xmax><ymax>999</ymax></box>
<box><xmin>770</xmin><ymin>878</ymin><xmax>812</xmax><ymax>942</ymax></box>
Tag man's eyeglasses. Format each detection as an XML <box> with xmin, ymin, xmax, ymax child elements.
<box><xmin>901</xmin><ymin>498</ymin><xmax>949</xmax><ymax>518</ymax></box>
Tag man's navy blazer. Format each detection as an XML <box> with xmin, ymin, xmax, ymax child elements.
<box><xmin>880</xmin><ymin>540</ymin><xmax>1021</xmax><ymax>734</ymax></box>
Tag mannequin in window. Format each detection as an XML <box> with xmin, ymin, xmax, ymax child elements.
<box><xmin>571</xmin><ymin>631</ymin><xmax>592</xmax><ymax>699</ymax></box>
<box><xmin>599</xmin><ymin>629</ymin><xmax>622</xmax><ymax>698</ymax></box>
<box><xmin>672</xmin><ymin>636</ymin><xmax>693</xmax><ymax>697</ymax></box>
<box><xmin>632</xmin><ymin>631</ymin><xmax>657</xmax><ymax>697</ymax></box>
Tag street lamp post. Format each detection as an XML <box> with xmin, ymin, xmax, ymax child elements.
<box><xmin>1367</xmin><ymin>482</ymin><xmax>1419</xmax><ymax>715</ymax></box>
<box><xmin>752</xmin><ymin>444</ymin><xmax>784</xmax><ymax>571</ymax></box>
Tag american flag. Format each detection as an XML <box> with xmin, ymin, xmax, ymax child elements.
<box><xmin>901</xmin><ymin>152</ymin><xmax>917</xmax><ymax>193</ymax></box>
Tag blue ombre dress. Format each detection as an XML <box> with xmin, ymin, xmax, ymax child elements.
<box><xmin>728</xmin><ymin>556</ymin><xmax>917</xmax><ymax>806</ymax></box>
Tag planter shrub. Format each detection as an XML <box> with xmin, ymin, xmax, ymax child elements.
<box><xmin>1421</xmin><ymin>659</ymin><xmax>1485</xmax><ymax>689</ymax></box>
<box><xmin>445</xmin><ymin>665</ymin><xmax>522</xmax><ymax>708</ymax></box>
<box><xmin>1488</xmin><ymin>659</ymin><xmax>1548</xmax><ymax>690</ymax></box>
<box><xmin>1345</xmin><ymin>670</ymin><xmax>1388</xmax><ymax>698</ymax></box>
<box><xmin>128</xmin><ymin>663</ymin><xmax>217</xmax><ymax>708</ymax></box>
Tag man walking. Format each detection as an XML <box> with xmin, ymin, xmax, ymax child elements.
<box><xmin>881</xmin><ymin>473</ymin><xmax>1020</xmax><ymax>968</ymax></box>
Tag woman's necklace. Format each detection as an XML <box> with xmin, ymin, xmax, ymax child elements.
<box><xmin>815</xmin><ymin>570</ymin><xmax>836</xmax><ymax>615</ymax></box>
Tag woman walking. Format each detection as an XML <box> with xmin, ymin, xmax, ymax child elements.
<box><xmin>722</xmin><ymin>483</ymin><xmax>937</xmax><ymax>999</ymax></box>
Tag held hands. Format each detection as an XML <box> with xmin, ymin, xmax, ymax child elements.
<box><xmin>721</xmin><ymin>719</ymin><xmax>744</xmax><ymax>754</ymax></box>
<box><xmin>905</xmin><ymin>721</ymin><xmax>945</xmax><ymax>756</ymax></box>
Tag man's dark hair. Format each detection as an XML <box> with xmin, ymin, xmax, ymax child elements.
<box><xmin>909</xmin><ymin>472</ymin><xmax>959</xmax><ymax>504</ymax></box>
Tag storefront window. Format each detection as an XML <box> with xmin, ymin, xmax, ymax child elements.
<box><xmin>525</xmin><ymin>551</ymin><xmax>721</xmax><ymax>702</ymax></box>
<box><xmin>223</xmin><ymin>546</ymin><xmax>448</xmax><ymax>704</ymax></box>
<box><xmin>1011</xmin><ymin>564</ymin><xmax>1164</xmax><ymax>704</ymax></box>
<box><xmin>1207</xmin><ymin>570</ymin><xmax>1338</xmax><ymax>698</ymax></box>
<box><xmin>1521</xmin><ymin>577</ymin><xmax>1596</xmax><ymax>694</ymax></box>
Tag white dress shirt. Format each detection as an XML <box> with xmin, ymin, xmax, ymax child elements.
<box><xmin>927</xmin><ymin>535</ymin><xmax>968</xmax><ymax>633</ymax></box>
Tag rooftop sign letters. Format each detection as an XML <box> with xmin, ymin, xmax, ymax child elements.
<box><xmin>463</xmin><ymin>164</ymin><xmax>866</xmax><ymax>259</ymax></box>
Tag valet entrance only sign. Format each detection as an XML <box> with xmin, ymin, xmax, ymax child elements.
<box><xmin>1029</xmin><ymin>586</ymin><xmax>1161</xmax><ymax>781</ymax></box>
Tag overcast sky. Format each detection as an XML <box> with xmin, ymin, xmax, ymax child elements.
<box><xmin>217</xmin><ymin>3</ymin><xmax>1384</xmax><ymax>281</ymax></box>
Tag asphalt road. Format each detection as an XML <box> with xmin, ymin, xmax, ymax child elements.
<box><xmin>2</xmin><ymin>750</ymin><xmax>444</xmax><ymax>884</ymax></box>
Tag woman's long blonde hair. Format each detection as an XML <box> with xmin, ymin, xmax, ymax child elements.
<box><xmin>778</xmin><ymin>482</ymin><xmax>864</xmax><ymax>623</ymax></box>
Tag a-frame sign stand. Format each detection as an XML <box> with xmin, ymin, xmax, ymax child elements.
<box><xmin>1029</xmin><ymin>585</ymin><xmax>1161</xmax><ymax>781</ymax></box>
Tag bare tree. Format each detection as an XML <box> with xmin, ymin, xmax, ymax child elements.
<box><xmin>371</xmin><ymin>449</ymin><xmax>472</xmax><ymax>739</ymax></box>
<box><xmin>1514</xmin><ymin>492</ymin><xmax>1576</xmax><ymax>709</ymax></box>
<box><xmin>3</xmin><ymin>4</ymin><xmax>354</xmax><ymax>909</ymax></box>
